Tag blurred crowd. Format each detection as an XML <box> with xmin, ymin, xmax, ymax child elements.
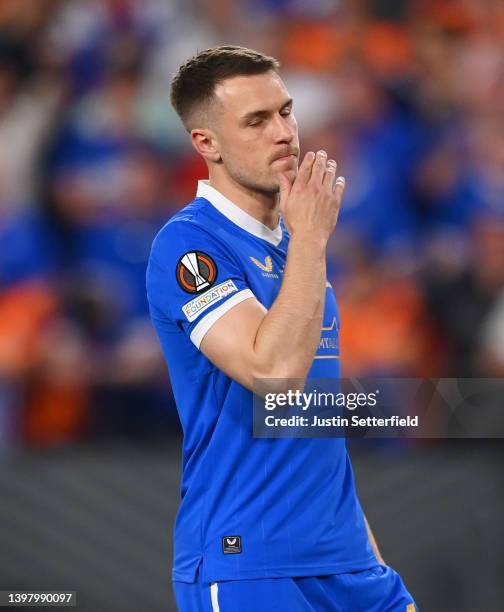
<box><xmin>0</xmin><ymin>0</ymin><xmax>503</xmax><ymax>448</ymax></box>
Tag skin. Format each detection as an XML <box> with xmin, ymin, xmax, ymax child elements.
<box><xmin>186</xmin><ymin>68</ymin><xmax>383</xmax><ymax>564</ymax></box>
<box><xmin>190</xmin><ymin>71</ymin><xmax>300</xmax><ymax>229</ymax></box>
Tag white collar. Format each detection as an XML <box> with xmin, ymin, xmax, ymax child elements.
<box><xmin>196</xmin><ymin>180</ymin><xmax>283</xmax><ymax>246</ymax></box>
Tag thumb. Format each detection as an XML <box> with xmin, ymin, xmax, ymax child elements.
<box><xmin>277</xmin><ymin>173</ymin><xmax>292</xmax><ymax>214</ymax></box>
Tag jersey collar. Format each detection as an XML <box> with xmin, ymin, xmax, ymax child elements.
<box><xmin>197</xmin><ymin>180</ymin><xmax>283</xmax><ymax>246</ymax></box>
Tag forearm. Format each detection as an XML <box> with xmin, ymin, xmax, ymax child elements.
<box><xmin>199</xmin><ymin>151</ymin><xmax>344</xmax><ymax>391</ymax></box>
<box><xmin>251</xmin><ymin>232</ymin><xmax>327</xmax><ymax>380</ymax></box>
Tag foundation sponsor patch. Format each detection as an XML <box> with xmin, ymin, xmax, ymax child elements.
<box><xmin>182</xmin><ymin>279</ymin><xmax>238</xmax><ymax>322</ymax></box>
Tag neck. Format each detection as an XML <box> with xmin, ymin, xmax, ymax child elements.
<box><xmin>207</xmin><ymin>171</ymin><xmax>279</xmax><ymax>230</ymax></box>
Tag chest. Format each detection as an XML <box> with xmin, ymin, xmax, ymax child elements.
<box><xmin>237</xmin><ymin>242</ymin><xmax>341</xmax><ymax>374</ymax></box>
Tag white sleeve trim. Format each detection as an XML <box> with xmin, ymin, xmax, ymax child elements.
<box><xmin>190</xmin><ymin>288</ymin><xmax>255</xmax><ymax>348</ymax></box>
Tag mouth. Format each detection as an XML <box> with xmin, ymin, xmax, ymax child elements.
<box><xmin>272</xmin><ymin>153</ymin><xmax>297</xmax><ymax>163</ymax></box>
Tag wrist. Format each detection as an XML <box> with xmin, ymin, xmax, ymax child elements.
<box><xmin>289</xmin><ymin>229</ymin><xmax>328</xmax><ymax>252</ymax></box>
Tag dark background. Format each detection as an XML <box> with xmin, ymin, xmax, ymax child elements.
<box><xmin>0</xmin><ymin>0</ymin><xmax>503</xmax><ymax>610</ymax></box>
<box><xmin>1</xmin><ymin>438</ymin><xmax>503</xmax><ymax>611</ymax></box>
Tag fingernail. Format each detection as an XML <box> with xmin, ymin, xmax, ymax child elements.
<box><xmin>317</xmin><ymin>150</ymin><xmax>327</xmax><ymax>157</ymax></box>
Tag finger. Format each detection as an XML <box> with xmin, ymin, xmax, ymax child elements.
<box><xmin>310</xmin><ymin>150</ymin><xmax>327</xmax><ymax>185</ymax></box>
<box><xmin>278</xmin><ymin>173</ymin><xmax>292</xmax><ymax>214</ymax></box>
<box><xmin>295</xmin><ymin>151</ymin><xmax>315</xmax><ymax>185</ymax></box>
<box><xmin>334</xmin><ymin>176</ymin><xmax>346</xmax><ymax>199</ymax></box>
<box><xmin>323</xmin><ymin>159</ymin><xmax>337</xmax><ymax>191</ymax></box>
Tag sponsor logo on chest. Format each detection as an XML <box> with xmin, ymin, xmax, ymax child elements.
<box><xmin>249</xmin><ymin>255</ymin><xmax>281</xmax><ymax>279</ymax></box>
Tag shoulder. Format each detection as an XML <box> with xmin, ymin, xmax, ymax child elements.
<box><xmin>149</xmin><ymin>197</ymin><xmax>219</xmax><ymax>263</ymax></box>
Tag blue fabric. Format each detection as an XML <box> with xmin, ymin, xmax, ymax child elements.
<box><xmin>147</xmin><ymin>196</ymin><xmax>376</xmax><ymax>583</ymax></box>
<box><xmin>173</xmin><ymin>564</ymin><xmax>418</xmax><ymax>611</ymax></box>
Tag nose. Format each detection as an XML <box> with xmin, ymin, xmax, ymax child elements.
<box><xmin>272</xmin><ymin>113</ymin><xmax>295</xmax><ymax>144</ymax></box>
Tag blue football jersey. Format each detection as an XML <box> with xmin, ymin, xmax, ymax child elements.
<box><xmin>147</xmin><ymin>180</ymin><xmax>376</xmax><ymax>583</ymax></box>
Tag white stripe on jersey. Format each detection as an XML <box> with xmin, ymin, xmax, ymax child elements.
<box><xmin>210</xmin><ymin>582</ymin><xmax>220</xmax><ymax>612</ymax></box>
<box><xmin>189</xmin><ymin>288</ymin><xmax>255</xmax><ymax>348</ymax></box>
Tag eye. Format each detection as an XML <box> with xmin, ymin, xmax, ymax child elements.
<box><xmin>249</xmin><ymin>118</ymin><xmax>263</xmax><ymax>127</ymax></box>
<box><xmin>280</xmin><ymin>106</ymin><xmax>292</xmax><ymax>116</ymax></box>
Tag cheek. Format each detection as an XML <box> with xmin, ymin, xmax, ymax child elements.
<box><xmin>221</xmin><ymin>145</ymin><xmax>259</xmax><ymax>177</ymax></box>
<box><xmin>223</xmin><ymin>132</ymin><xmax>255</xmax><ymax>155</ymax></box>
<box><xmin>219</xmin><ymin>132</ymin><xmax>271</xmax><ymax>174</ymax></box>
<box><xmin>228</xmin><ymin>139</ymin><xmax>265</xmax><ymax>163</ymax></box>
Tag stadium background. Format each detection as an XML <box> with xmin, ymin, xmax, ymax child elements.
<box><xmin>0</xmin><ymin>0</ymin><xmax>503</xmax><ymax>610</ymax></box>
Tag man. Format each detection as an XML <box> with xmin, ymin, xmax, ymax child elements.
<box><xmin>147</xmin><ymin>46</ymin><xmax>417</xmax><ymax>611</ymax></box>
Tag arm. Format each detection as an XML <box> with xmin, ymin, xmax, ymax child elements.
<box><xmin>365</xmin><ymin>515</ymin><xmax>386</xmax><ymax>564</ymax></box>
<box><xmin>200</xmin><ymin>150</ymin><xmax>345</xmax><ymax>391</ymax></box>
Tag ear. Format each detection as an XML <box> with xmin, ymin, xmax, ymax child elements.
<box><xmin>190</xmin><ymin>128</ymin><xmax>221</xmax><ymax>163</ymax></box>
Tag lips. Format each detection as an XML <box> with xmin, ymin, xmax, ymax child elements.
<box><xmin>273</xmin><ymin>153</ymin><xmax>297</xmax><ymax>163</ymax></box>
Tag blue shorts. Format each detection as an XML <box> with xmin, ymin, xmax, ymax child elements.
<box><xmin>173</xmin><ymin>564</ymin><xmax>418</xmax><ymax>611</ymax></box>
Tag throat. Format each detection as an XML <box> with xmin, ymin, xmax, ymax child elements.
<box><xmin>208</xmin><ymin>178</ymin><xmax>280</xmax><ymax>230</ymax></box>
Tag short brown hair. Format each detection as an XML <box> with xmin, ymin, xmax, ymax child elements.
<box><xmin>170</xmin><ymin>45</ymin><xmax>280</xmax><ymax>130</ymax></box>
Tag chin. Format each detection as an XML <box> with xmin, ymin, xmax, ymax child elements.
<box><xmin>280</xmin><ymin>167</ymin><xmax>298</xmax><ymax>183</ymax></box>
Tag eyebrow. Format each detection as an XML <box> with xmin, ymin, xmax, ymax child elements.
<box><xmin>240</xmin><ymin>98</ymin><xmax>293</xmax><ymax>124</ymax></box>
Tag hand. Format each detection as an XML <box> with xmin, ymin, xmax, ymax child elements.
<box><xmin>278</xmin><ymin>150</ymin><xmax>345</xmax><ymax>243</ymax></box>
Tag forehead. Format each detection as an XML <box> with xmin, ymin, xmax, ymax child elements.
<box><xmin>213</xmin><ymin>71</ymin><xmax>290</xmax><ymax>116</ymax></box>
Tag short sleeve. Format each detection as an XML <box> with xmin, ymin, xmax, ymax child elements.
<box><xmin>147</xmin><ymin>219</ymin><xmax>255</xmax><ymax>348</ymax></box>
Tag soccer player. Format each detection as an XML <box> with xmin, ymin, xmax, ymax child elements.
<box><xmin>147</xmin><ymin>46</ymin><xmax>417</xmax><ymax>611</ymax></box>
